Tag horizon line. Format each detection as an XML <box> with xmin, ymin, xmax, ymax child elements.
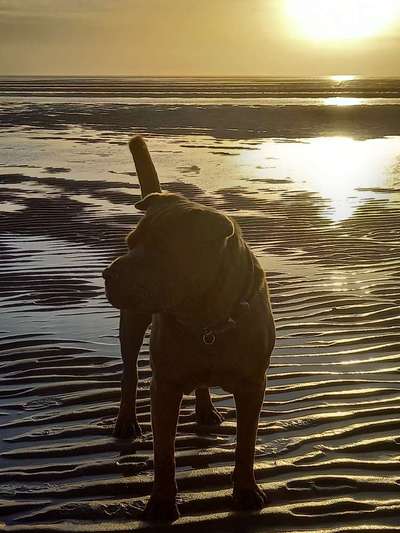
<box><xmin>1</xmin><ymin>74</ymin><xmax>400</xmax><ymax>79</ymax></box>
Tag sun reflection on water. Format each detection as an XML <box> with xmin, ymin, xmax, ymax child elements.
<box><xmin>323</xmin><ymin>97</ymin><xmax>364</xmax><ymax>106</ymax></box>
<box><xmin>241</xmin><ymin>136</ymin><xmax>400</xmax><ymax>222</ymax></box>
<box><xmin>330</xmin><ymin>75</ymin><xmax>357</xmax><ymax>82</ymax></box>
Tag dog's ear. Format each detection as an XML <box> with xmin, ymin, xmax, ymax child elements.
<box><xmin>135</xmin><ymin>192</ymin><xmax>162</xmax><ymax>211</ymax></box>
<box><xmin>189</xmin><ymin>209</ymin><xmax>235</xmax><ymax>242</ymax></box>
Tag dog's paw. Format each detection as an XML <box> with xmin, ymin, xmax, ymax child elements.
<box><xmin>196</xmin><ymin>407</ymin><xmax>224</xmax><ymax>426</ymax></box>
<box><xmin>142</xmin><ymin>497</ymin><xmax>180</xmax><ymax>522</ymax></box>
<box><xmin>232</xmin><ymin>485</ymin><xmax>267</xmax><ymax>511</ymax></box>
<box><xmin>113</xmin><ymin>415</ymin><xmax>141</xmax><ymax>439</ymax></box>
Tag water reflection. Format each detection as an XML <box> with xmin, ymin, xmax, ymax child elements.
<box><xmin>323</xmin><ymin>97</ymin><xmax>364</xmax><ymax>106</ymax></box>
<box><xmin>241</xmin><ymin>136</ymin><xmax>400</xmax><ymax>221</ymax></box>
<box><xmin>330</xmin><ymin>75</ymin><xmax>357</xmax><ymax>82</ymax></box>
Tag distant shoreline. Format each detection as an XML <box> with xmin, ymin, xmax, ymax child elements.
<box><xmin>1</xmin><ymin>74</ymin><xmax>400</xmax><ymax>79</ymax></box>
<box><xmin>2</xmin><ymin>76</ymin><xmax>400</xmax><ymax>102</ymax></box>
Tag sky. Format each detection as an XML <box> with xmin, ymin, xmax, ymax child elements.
<box><xmin>0</xmin><ymin>0</ymin><xmax>400</xmax><ymax>76</ymax></box>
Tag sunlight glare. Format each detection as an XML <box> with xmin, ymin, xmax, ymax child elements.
<box><xmin>323</xmin><ymin>97</ymin><xmax>364</xmax><ymax>106</ymax></box>
<box><xmin>285</xmin><ymin>0</ymin><xmax>400</xmax><ymax>42</ymax></box>
<box><xmin>241</xmin><ymin>136</ymin><xmax>400</xmax><ymax>222</ymax></box>
<box><xmin>330</xmin><ymin>75</ymin><xmax>357</xmax><ymax>82</ymax></box>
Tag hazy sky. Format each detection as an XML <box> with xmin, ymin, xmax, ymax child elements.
<box><xmin>1</xmin><ymin>0</ymin><xmax>400</xmax><ymax>76</ymax></box>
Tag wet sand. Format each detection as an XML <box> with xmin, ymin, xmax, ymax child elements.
<box><xmin>2</xmin><ymin>101</ymin><xmax>400</xmax><ymax>140</ymax></box>
<box><xmin>1</xmin><ymin>98</ymin><xmax>400</xmax><ymax>531</ymax></box>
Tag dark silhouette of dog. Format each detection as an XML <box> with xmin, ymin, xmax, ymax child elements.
<box><xmin>103</xmin><ymin>136</ymin><xmax>275</xmax><ymax>521</ymax></box>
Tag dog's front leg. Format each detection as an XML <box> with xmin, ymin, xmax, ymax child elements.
<box><xmin>144</xmin><ymin>379</ymin><xmax>183</xmax><ymax>522</ymax></box>
<box><xmin>114</xmin><ymin>309</ymin><xmax>151</xmax><ymax>438</ymax></box>
<box><xmin>232</xmin><ymin>378</ymin><xmax>267</xmax><ymax>510</ymax></box>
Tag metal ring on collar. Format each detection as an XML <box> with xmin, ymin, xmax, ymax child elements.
<box><xmin>202</xmin><ymin>330</ymin><xmax>216</xmax><ymax>345</ymax></box>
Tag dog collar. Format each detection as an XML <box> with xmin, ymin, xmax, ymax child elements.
<box><xmin>201</xmin><ymin>300</ymin><xmax>251</xmax><ymax>345</ymax></box>
<box><xmin>170</xmin><ymin>296</ymin><xmax>253</xmax><ymax>348</ymax></box>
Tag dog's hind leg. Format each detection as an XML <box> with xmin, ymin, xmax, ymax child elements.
<box><xmin>114</xmin><ymin>309</ymin><xmax>151</xmax><ymax>438</ymax></box>
<box><xmin>232</xmin><ymin>378</ymin><xmax>267</xmax><ymax>510</ymax></box>
<box><xmin>144</xmin><ymin>379</ymin><xmax>183</xmax><ymax>521</ymax></box>
<box><xmin>195</xmin><ymin>387</ymin><xmax>224</xmax><ymax>425</ymax></box>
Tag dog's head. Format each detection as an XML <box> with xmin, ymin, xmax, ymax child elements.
<box><xmin>103</xmin><ymin>192</ymin><xmax>235</xmax><ymax>312</ymax></box>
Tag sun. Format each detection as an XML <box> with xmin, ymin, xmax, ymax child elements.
<box><xmin>285</xmin><ymin>0</ymin><xmax>400</xmax><ymax>42</ymax></box>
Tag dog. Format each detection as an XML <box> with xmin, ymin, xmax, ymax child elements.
<box><xmin>103</xmin><ymin>136</ymin><xmax>275</xmax><ymax>521</ymax></box>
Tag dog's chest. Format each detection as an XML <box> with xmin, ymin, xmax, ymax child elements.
<box><xmin>149</xmin><ymin>312</ymin><xmax>272</xmax><ymax>394</ymax></box>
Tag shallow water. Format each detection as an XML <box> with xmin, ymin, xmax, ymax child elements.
<box><xmin>1</xmin><ymin>78</ymin><xmax>400</xmax><ymax>531</ymax></box>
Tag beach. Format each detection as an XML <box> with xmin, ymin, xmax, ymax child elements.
<box><xmin>1</xmin><ymin>76</ymin><xmax>400</xmax><ymax>532</ymax></box>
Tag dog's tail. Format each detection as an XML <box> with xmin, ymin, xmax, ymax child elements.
<box><xmin>128</xmin><ymin>136</ymin><xmax>161</xmax><ymax>198</ymax></box>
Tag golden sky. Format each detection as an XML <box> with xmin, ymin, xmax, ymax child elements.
<box><xmin>0</xmin><ymin>0</ymin><xmax>400</xmax><ymax>76</ymax></box>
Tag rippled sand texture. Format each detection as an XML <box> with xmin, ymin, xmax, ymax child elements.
<box><xmin>1</xmin><ymin>91</ymin><xmax>400</xmax><ymax>531</ymax></box>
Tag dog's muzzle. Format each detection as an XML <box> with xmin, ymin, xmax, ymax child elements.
<box><xmin>102</xmin><ymin>266</ymin><xmax>122</xmax><ymax>307</ymax></box>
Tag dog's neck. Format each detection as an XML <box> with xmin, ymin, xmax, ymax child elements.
<box><xmin>168</xmin><ymin>236</ymin><xmax>262</xmax><ymax>330</ymax></box>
